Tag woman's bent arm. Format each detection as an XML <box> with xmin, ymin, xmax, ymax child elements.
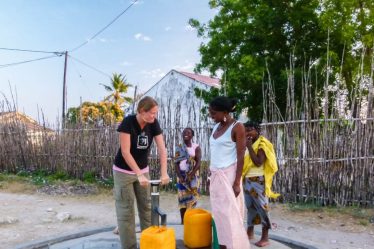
<box><xmin>154</xmin><ymin>134</ymin><xmax>170</xmax><ymax>184</ymax></box>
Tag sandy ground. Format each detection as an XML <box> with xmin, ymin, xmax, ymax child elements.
<box><xmin>0</xmin><ymin>184</ymin><xmax>373</xmax><ymax>249</ymax></box>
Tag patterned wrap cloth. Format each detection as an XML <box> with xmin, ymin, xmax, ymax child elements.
<box><xmin>242</xmin><ymin>135</ymin><xmax>280</xmax><ymax>229</ymax></box>
<box><xmin>174</xmin><ymin>143</ymin><xmax>200</xmax><ymax>208</ymax></box>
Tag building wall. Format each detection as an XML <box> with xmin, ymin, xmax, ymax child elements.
<box><xmin>136</xmin><ymin>70</ymin><xmax>213</xmax><ymax>129</ymax></box>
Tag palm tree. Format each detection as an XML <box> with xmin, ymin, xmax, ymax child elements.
<box><xmin>100</xmin><ymin>73</ymin><xmax>132</xmax><ymax>107</ymax></box>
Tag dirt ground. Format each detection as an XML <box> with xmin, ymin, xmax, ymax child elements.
<box><xmin>0</xmin><ymin>181</ymin><xmax>373</xmax><ymax>249</ymax></box>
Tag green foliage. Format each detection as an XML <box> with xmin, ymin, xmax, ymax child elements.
<box><xmin>0</xmin><ymin>172</ymin><xmax>26</xmax><ymax>183</ymax></box>
<box><xmin>1</xmin><ymin>171</ymin><xmax>114</xmax><ymax>190</ymax></box>
<box><xmin>359</xmin><ymin>220</ymin><xmax>369</xmax><ymax>226</ymax></box>
<box><xmin>31</xmin><ymin>175</ymin><xmax>49</xmax><ymax>185</ymax></box>
<box><xmin>16</xmin><ymin>169</ymin><xmax>30</xmax><ymax>177</ymax></box>
<box><xmin>82</xmin><ymin>171</ymin><xmax>96</xmax><ymax>183</ymax></box>
<box><xmin>194</xmin><ymin>86</ymin><xmax>220</xmax><ymax>116</ymax></box>
<box><xmin>96</xmin><ymin>177</ymin><xmax>114</xmax><ymax>188</ymax></box>
<box><xmin>48</xmin><ymin>170</ymin><xmax>70</xmax><ymax>181</ymax></box>
<box><xmin>338</xmin><ymin>206</ymin><xmax>371</xmax><ymax>220</ymax></box>
<box><xmin>13</xmin><ymin>169</ymin><xmax>72</xmax><ymax>186</ymax></box>
<box><xmin>67</xmin><ymin>101</ymin><xmax>123</xmax><ymax>125</ymax></box>
<box><xmin>101</xmin><ymin>73</ymin><xmax>133</xmax><ymax>106</ymax></box>
<box><xmin>190</xmin><ymin>0</ymin><xmax>374</xmax><ymax>120</ymax></box>
<box><xmin>288</xmin><ymin>202</ymin><xmax>323</xmax><ymax>212</ymax></box>
<box><xmin>0</xmin><ymin>173</ymin><xmax>6</xmax><ymax>181</ymax></box>
<box><xmin>24</xmin><ymin>170</ymin><xmax>50</xmax><ymax>185</ymax></box>
<box><xmin>66</xmin><ymin>72</ymin><xmax>133</xmax><ymax>125</ymax></box>
<box><xmin>66</xmin><ymin>107</ymin><xmax>80</xmax><ymax>124</ymax></box>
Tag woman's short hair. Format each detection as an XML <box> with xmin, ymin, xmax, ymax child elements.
<box><xmin>209</xmin><ymin>96</ymin><xmax>238</xmax><ymax>113</ymax></box>
<box><xmin>137</xmin><ymin>96</ymin><xmax>158</xmax><ymax>113</ymax></box>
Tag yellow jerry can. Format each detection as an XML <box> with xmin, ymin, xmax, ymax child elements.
<box><xmin>140</xmin><ymin>226</ymin><xmax>176</xmax><ymax>249</ymax></box>
<box><xmin>184</xmin><ymin>209</ymin><xmax>212</xmax><ymax>248</ymax></box>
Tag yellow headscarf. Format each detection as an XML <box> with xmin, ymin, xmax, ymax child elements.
<box><xmin>242</xmin><ymin>135</ymin><xmax>280</xmax><ymax>199</ymax></box>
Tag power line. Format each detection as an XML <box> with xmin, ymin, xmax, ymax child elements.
<box><xmin>0</xmin><ymin>54</ymin><xmax>61</xmax><ymax>69</ymax></box>
<box><xmin>2</xmin><ymin>0</ymin><xmax>138</xmax><ymax>55</ymax></box>
<box><xmin>69</xmin><ymin>57</ymin><xmax>95</xmax><ymax>96</ymax></box>
<box><xmin>1</xmin><ymin>1</ymin><xmax>138</xmax><ymax>71</ymax></box>
<box><xmin>69</xmin><ymin>0</ymin><xmax>139</xmax><ymax>53</ymax></box>
<box><xmin>1</xmin><ymin>1</ymin><xmax>139</xmax><ymax>68</ymax></box>
<box><xmin>0</xmin><ymin>47</ymin><xmax>63</xmax><ymax>54</ymax></box>
<box><xmin>68</xmin><ymin>55</ymin><xmax>111</xmax><ymax>78</ymax></box>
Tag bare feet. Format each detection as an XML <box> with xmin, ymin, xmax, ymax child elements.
<box><xmin>247</xmin><ymin>226</ymin><xmax>255</xmax><ymax>240</ymax></box>
<box><xmin>255</xmin><ymin>226</ymin><xmax>270</xmax><ymax>247</ymax></box>
<box><xmin>113</xmin><ymin>226</ymin><xmax>119</xmax><ymax>235</ymax></box>
<box><xmin>255</xmin><ymin>239</ymin><xmax>270</xmax><ymax>247</ymax></box>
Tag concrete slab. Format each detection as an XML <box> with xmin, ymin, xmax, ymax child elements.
<box><xmin>48</xmin><ymin>224</ymin><xmax>292</xmax><ymax>249</ymax></box>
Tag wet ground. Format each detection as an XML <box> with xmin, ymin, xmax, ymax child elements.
<box><xmin>46</xmin><ymin>224</ymin><xmax>293</xmax><ymax>249</ymax></box>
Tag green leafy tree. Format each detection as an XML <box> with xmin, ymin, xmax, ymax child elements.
<box><xmin>100</xmin><ymin>73</ymin><xmax>132</xmax><ymax>107</ymax></box>
<box><xmin>66</xmin><ymin>107</ymin><xmax>80</xmax><ymax>124</ymax></box>
<box><xmin>319</xmin><ymin>0</ymin><xmax>374</xmax><ymax>105</ymax></box>
<box><xmin>66</xmin><ymin>73</ymin><xmax>133</xmax><ymax>125</ymax></box>
<box><xmin>66</xmin><ymin>101</ymin><xmax>124</xmax><ymax>125</ymax></box>
<box><xmin>190</xmin><ymin>0</ymin><xmax>374</xmax><ymax>120</ymax></box>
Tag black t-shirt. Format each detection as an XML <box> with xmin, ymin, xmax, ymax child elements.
<box><xmin>114</xmin><ymin>115</ymin><xmax>162</xmax><ymax>171</ymax></box>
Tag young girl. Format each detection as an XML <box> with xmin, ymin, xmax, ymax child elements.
<box><xmin>174</xmin><ymin>128</ymin><xmax>201</xmax><ymax>224</ymax></box>
<box><xmin>242</xmin><ymin>121</ymin><xmax>279</xmax><ymax>247</ymax></box>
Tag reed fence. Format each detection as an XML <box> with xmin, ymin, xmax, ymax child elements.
<box><xmin>0</xmin><ymin>52</ymin><xmax>373</xmax><ymax>206</ymax></box>
<box><xmin>0</xmin><ymin>114</ymin><xmax>372</xmax><ymax>205</ymax></box>
<box><xmin>260</xmin><ymin>50</ymin><xmax>374</xmax><ymax>206</ymax></box>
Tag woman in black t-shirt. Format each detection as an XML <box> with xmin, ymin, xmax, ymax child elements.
<box><xmin>113</xmin><ymin>96</ymin><xmax>170</xmax><ymax>249</ymax></box>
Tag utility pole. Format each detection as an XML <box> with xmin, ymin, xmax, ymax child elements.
<box><xmin>62</xmin><ymin>51</ymin><xmax>68</xmax><ymax>128</ymax></box>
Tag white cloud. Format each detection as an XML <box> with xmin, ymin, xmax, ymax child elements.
<box><xmin>130</xmin><ymin>0</ymin><xmax>144</xmax><ymax>4</ymax></box>
<box><xmin>141</xmin><ymin>68</ymin><xmax>166</xmax><ymax>79</ymax></box>
<box><xmin>90</xmin><ymin>38</ymin><xmax>116</xmax><ymax>43</ymax></box>
<box><xmin>165</xmin><ymin>26</ymin><xmax>171</xmax><ymax>31</ymax></box>
<box><xmin>120</xmin><ymin>61</ymin><xmax>132</xmax><ymax>66</ymax></box>
<box><xmin>173</xmin><ymin>60</ymin><xmax>194</xmax><ymax>71</ymax></box>
<box><xmin>134</xmin><ymin>33</ymin><xmax>152</xmax><ymax>41</ymax></box>
<box><xmin>184</xmin><ymin>24</ymin><xmax>196</xmax><ymax>32</ymax></box>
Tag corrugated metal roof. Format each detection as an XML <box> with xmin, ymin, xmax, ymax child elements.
<box><xmin>178</xmin><ymin>71</ymin><xmax>220</xmax><ymax>87</ymax></box>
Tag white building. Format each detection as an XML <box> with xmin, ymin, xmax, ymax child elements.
<box><xmin>132</xmin><ymin>69</ymin><xmax>220</xmax><ymax>129</ymax></box>
<box><xmin>0</xmin><ymin>111</ymin><xmax>54</xmax><ymax>145</ymax></box>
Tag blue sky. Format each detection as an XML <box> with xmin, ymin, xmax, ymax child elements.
<box><xmin>0</xmin><ymin>0</ymin><xmax>216</xmax><ymax>124</ymax></box>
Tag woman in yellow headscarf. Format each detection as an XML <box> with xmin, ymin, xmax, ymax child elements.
<box><xmin>242</xmin><ymin>121</ymin><xmax>279</xmax><ymax>247</ymax></box>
